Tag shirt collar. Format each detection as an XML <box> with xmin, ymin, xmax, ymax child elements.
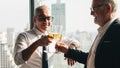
<box><xmin>97</xmin><ymin>17</ymin><xmax>117</xmax><ymax>34</ymax></box>
<box><xmin>32</xmin><ymin>27</ymin><xmax>48</xmax><ymax>38</ymax></box>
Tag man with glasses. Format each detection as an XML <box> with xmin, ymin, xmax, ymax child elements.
<box><xmin>14</xmin><ymin>5</ymin><xmax>55</xmax><ymax>68</ymax></box>
<box><xmin>55</xmin><ymin>0</ymin><xmax>120</xmax><ymax>68</ymax></box>
<box><xmin>14</xmin><ymin>5</ymin><xmax>78</xmax><ymax>68</ymax></box>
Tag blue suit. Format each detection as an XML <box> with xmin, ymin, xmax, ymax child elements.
<box><xmin>65</xmin><ymin>19</ymin><xmax>120</xmax><ymax>68</ymax></box>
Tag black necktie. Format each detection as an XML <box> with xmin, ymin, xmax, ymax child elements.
<box><xmin>42</xmin><ymin>46</ymin><xmax>48</xmax><ymax>68</ymax></box>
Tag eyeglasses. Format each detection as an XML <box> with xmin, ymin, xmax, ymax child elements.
<box><xmin>90</xmin><ymin>3</ymin><xmax>105</xmax><ymax>12</ymax></box>
<box><xmin>36</xmin><ymin>15</ymin><xmax>54</xmax><ymax>22</ymax></box>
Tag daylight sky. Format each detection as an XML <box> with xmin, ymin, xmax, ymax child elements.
<box><xmin>0</xmin><ymin>0</ymin><xmax>29</xmax><ymax>32</ymax></box>
<box><xmin>0</xmin><ymin>0</ymin><xmax>120</xmax><ymax>33</ymax></box>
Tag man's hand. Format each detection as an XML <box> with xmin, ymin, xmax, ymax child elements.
<box><xmin>55</xmin><ymin>42</ymin><xmax>68</xmax><ymax>54</ymax></box>
<box><xmin>64</xmin><ymin>58</ymin><xmax>76</xmax><ymax>66</ymax></box>
<box><xmin>56</xmin><ymin>38</ymin><xmax>80</xmax><ymax>66</ymax></box>
<box><xmin>37</xmin><ymin>35</ymin><xmax>54</xmax><ymax>46</ymax></box>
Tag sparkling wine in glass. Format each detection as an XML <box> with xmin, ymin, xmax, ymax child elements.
<box><xmin>48</xmin><ymin>25</ymin><xmax>63</xmax><ymax>53</ymax></box>
<box><xmin>48</xmin><ymin>25</ymin><xmax>63</xmax><ymax>41</ymax></box>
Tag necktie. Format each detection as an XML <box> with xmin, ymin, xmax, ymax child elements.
<box><xmin>42</xmin><ymin>46</ymin><xmax>48</xmax><ymax>68</ymax></box>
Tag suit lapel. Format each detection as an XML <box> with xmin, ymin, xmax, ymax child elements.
<box><xmin>95</xmin><ymin>18</ymin><xmax>119</xmax><ymax>56</ymax></box>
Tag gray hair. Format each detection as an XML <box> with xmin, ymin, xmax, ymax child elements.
<box><xmin>34</xmin><ymin>5</ymin><xmax>50</xmax><ymax>16</ymax></box>
<box><xmin>103</xmin><ymin>0</ymin><xmax>117</xmax><ymax>12</ymax></box>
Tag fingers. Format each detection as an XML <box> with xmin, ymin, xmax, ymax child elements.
<box><xmin>55</xmin><ymin>42</ymin><xmax>61</xmax><ymax>50</ymax></box>
<box><xmin>65</xmin><ymin>58</ymin><xmax>76</xmax><ymax>66</ymax></box>
<box><xmin>55</xmin><ymin>42</ymin><xmax>65</xmax><ymax>52</ymax></box>
<box><xmin>55</xmin><ymin>42</ymin><xmax>69</xmax><ymax>53</ymax></box>
<box><xmin>47</xmin><ymin>35</ymin><xmax>54</xmax><ymax>43</ymax></box>
<box><xmin>68</xmin><ymin>59</ymin><xmax>76</xmax><ymax>66</ymax></box>
<box><xmin>39</xmin><ymin>35</ymin><xmax>54</xmax><ymax>46</ymax></box>
<box><xmin>42</xmin><ymin>35</ymin><xmax>54</xmax><ymax>43</ymax></box>
<box><xmin>64</xmin><ymin>57</ymin><xmax>67</xmax><ymax>60</ymax></box>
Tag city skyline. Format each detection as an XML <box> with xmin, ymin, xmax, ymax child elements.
<box><xmin>0</xmin><ymin>0</ymin><xmax>120</xmax><ymax>33</ymax></box>
<box><xmin>0</xmin><ymin>0</ymin><xmax>97</xmax><ymax>33</ymax></box>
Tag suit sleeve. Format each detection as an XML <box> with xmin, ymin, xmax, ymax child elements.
<box><xmin>64</xmin><ymin>49</ymin><xmax>88</xmax><ymax>64</ymax></box>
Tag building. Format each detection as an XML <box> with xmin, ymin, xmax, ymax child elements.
<box><xmin>51</xmin><ymin>0</ymin><xmax>66</xmax><ymax>35</ymax></box>
<box><xmin>7</xmin><ymin>28</ymin><xmax>15</xmax><ymax>54</ymax></box>
<box><xmin>0</xmin><ymin>32</ymin><xmax>17</xmax><ymax>68</ymax></box>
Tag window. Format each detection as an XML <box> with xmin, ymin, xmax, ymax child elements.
<box><xmin>0</xmin><ymin>0</ymin><xmax>120</xmax><ymax>68</ymax></box>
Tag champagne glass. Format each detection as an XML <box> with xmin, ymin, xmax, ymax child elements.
<box><xmin>48</xmin><ymin>25</ymin><xmax>63</xmax><ymax>41</ymax></box>
<box><xmin>48</xmin><ymin>25</ymin><xmax>63</xmax><ymax>53</ymax></box>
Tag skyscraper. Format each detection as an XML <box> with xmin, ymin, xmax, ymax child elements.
<box><xmin>0</xmin><ymin>32</ymin><xmax>17</xmax><ymax>68</ymax></box>
<box><xmin>51</xmin><ymin>0</ymin><xmax>66</xmax><ymax>35</ymax></box>
<box><xmin>7</xmin><ymin>28</ymin><xmax>15</xmax><ymax>54</ymax></box>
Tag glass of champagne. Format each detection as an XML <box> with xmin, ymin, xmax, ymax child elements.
<box><xmin>48</xmin><ymin>25</ymin><xmax>63</xmax><ymax>41</ymax></box>
<box><xmin>48</xmin><ymin>25</ymin><xmax>63</xmax><ymax>53</ymax></box>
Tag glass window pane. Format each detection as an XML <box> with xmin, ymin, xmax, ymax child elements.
<box><xmin>0</xmin><ymin>0</ymin><xmax>29</xmax><ymax>68</ymax></box>
<box><xmin>0</xmin><ymin>0</ymin><xmax>120</xmax><ymax>68</ymax></box>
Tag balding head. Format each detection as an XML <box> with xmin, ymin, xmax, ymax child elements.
<box><xmin>34</xmin><ymin>5</ymin><xmax>50</xmax><ymax>16</ymax></box>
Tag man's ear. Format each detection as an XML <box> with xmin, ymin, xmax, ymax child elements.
<box><xmin>33</xmin><ymin>16</ymin><xmax>36</xmax><ymax>23</ymax></box>
<box><xmin>106</xmin><ymin>3</ymin><xmax>113</xmax><ymax>13</ymax></box>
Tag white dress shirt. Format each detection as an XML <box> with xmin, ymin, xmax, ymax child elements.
<box><xmin>14</xmin><ymin>27</ymin><xmax>56</xmax><ymax>68</ymax></box>
<box><xmin>14</xmin><ymin>27</ymin><xmax>81</xmax><ymax>68</ymax></box>
<box><xmin>87</xmin><ymin>18</ymin><xmax>117</xmax><ymax>68</ymax></box>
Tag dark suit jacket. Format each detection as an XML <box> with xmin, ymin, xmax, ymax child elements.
<box><xmin>65</xmin><ymin>19</ymin><xmax>120</xmax><ymax>68</ymax></box>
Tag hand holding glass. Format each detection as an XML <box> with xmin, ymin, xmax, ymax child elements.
<box><xmin>48</xmin><ymin>25</ymin><xmax>63</xmax><ymax>41</ymax></box>
<box><xmin>48</xmin><ymin>25</ymin><xmax>63</xmax><ymax>53</ymax></box>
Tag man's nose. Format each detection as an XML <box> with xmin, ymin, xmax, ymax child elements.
<box><xmin>91</xmin><ymin>10</ymin><xmax>94</xmax><ymax>15</ymax></box>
